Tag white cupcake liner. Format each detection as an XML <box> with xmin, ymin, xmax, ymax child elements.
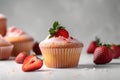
<box><xmin>11</xmin><ymin>40</ymin><xmax>34</xmax><ymax>56</ymax></box>
<box><xmin>40</xmin><ymin>47</ymin><xmax>83</xmax><ymax>68</ymax></box>
<box><xmin>0</xmin><ymin>45</ymin><xmax>14</xmax><ymax>59</ymax></box>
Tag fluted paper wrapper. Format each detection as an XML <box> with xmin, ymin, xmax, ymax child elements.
<box><xmin>11</xmin><ymin>40</ymin><xmax>34</xmax><ymax>56</ymax></box>
<box><xmin>41</xmin><ymin>47</ymin><xmax>83</xmax><ymax>68</ymax></box>
<box><xmin>0</xmin><ymin>45</ymin><xmax>14</xmax><ymax>59</ymax></box>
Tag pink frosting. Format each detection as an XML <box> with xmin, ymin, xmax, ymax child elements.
<box><xmin>6</xmin><ymin>26</ymin><xmax>29</xmax><ymax>37</ymax></box>
<box><xmin>41</xmin><ymin>35</ymin><xmax>80</xmax><ymax>44</ymax></box>
<box><xmin>0</xmin><ymin>35</ymin><xmax>11</xmax><ymax>45</ymax></box>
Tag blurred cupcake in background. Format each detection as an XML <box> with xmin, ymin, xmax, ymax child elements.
<box><xmin>0</xmin><ymin>14</ymin><xmax>7</xmax><ymax>36</ymax></box>
<box><xmin>0</xmin><ymin>35</ymin><xmax>13</xmax><ymax>59</ymax></box>
<box><xmin>4</xmin><ymin>26</ymin><xmax>34</xmax><ymax>56</ymax></box>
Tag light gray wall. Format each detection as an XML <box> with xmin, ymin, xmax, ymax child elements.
<box><xmin>0</xmin><ymin>0</ymin><xmax>120</xmax><ymax>47</ymax></box>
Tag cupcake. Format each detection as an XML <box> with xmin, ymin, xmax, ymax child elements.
<box><xmin>39</xmin><ymin>21</ymin><xmax>83</xmax><ymax>68</ymax></box>
<box><xmin>0</xmin><ymin>35</ymin><xmax>13</xmax><ymax>59</ymax></box>
<box><xmin>0</xmin><ymin>14</ymin><xmax>7</xmax><ymax>36</ymax></box>
<box><xmin>4</xmin><ymin>26</ymin><xmax>34</xmax><ymax>56</ymax></box>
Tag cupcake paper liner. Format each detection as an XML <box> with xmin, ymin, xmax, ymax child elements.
<box><xmin>0</xmin><ymin>45</ymin><xmax>14</xmax><ymax>59</ymax></box>
<box><xmin>11</xmin><ymin>40</ymin><xmax>34</xmax><ymax>56</ymax></box>
<box><xmin>40</xmin><ymin>47</ymin><xmax>83</xmax><ymax>68</ymax></box>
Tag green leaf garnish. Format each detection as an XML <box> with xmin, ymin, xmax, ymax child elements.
<box><xmin>49</xmin><ymin>21</ymin><xmax>65</xmax><ymax>38</ymax></box>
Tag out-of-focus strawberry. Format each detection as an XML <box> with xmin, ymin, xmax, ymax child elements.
<box><xmin>32</xmin><ymin>41</ymin><xmax>42</xmax><ymax>55</ymax></box>
<box><xmin>15</xmin><ymin>52</ymin><xmax>27</xmax><ymax>64</ymax></box>
<box><xmin>111</xmin><ymin>44</ymin><xmax>120</xmax><ymax>59</ymax></box>
<box><xmin>117</xmin><ymin>44</ymin><xmax>120</xmax><ymax>57</ymax></box>
<box><xmin>87</xmin><ymin>37</ymin><xmax>101</xmax><ymax>54</ymax></box>
<box><xmin>93</xmin><ymin>46</ymin><xmax>112</xmax><ymax>64</ymax></box>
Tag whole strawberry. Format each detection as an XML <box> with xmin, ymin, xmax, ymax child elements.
<box><xmin>15</xmin><ymin>52</ymin><xmax>27</xmax><ymax>64</ymax></box>
<box><xmin>93</xmin><ymin>46</ymin><xmax>112</xmax><ymax>64</ymax></box>
<box><xmin>117</xmin><ymin>45</ymin><xmax>120</xmax><ymax>56</ymax></box>
<box><xmin>111</xmin><ymin>44</ymin><xmax>120</xmax><ymax>59</ymax></box>
<box><xmin>87</xmin><ymin>37</ymin><xmax>101</xmax><ymax>54</ymax></box>
<box><xmin>32</xmin><ymin>41</ymin><xmax>42</xmax><ymax>55</ymax></box>
<box><xmin>49</xmin><ymin>21</ymin><xmax>69</xmax><ymax>38</ymax></box>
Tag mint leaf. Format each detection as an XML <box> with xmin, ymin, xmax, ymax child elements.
<box><xmin>53</xmin><ymin>21</ymin><xmax>59</xmax><ymax>29</ymax></box>
<box><xmin>49</xmin><ymin>21</ymin><xmax>66</xmax><ymax>38</ymax></box>
<box><xmin>49</xmin><ymin>28</ymin><xmax>55</xmax><ymax>35</ymax></box>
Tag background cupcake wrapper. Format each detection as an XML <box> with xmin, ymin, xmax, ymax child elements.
<box><xmin>0</xmin><ymin>45</ymin><xmax>14</xmax><ymax>59</ymax></box>
<box><xmin>11</xmin><ymin>40</ymin><xmax>34</xmax><ymax>56</ymax></box>
<box><xmin>41</xmin><ymin>47</ymin><xmax>83</xmax><ymax>68</ymax></box>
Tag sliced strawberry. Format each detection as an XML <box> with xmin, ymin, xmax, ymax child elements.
<box><xmin>55</xmin><ymin>28</ymin><xmax>69</xmax><ymax>38</ymax></box>
<box><xmin>15</xmin><ymin>52</ymin><xmax>27</xmax><ymax>64</ymax></box>
<box><xmin>22</xmin><ymin>55</ymin><xmax>43</xmax><ymax>72</ymax></box>
<box><xmin>93</xmin><ymin>46</ymin><xmax>112</xmax><ymax>64</ymax></box>
<box><xmin>111</xmin><ymin>44</ymin><xmax>120</xmax><ymax>59</ymax></box>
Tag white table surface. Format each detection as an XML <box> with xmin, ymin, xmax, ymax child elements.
<box><xmin>0</xmin><ymin>49</ymin><xmax>120</xmax><ymax>80</ymax></box>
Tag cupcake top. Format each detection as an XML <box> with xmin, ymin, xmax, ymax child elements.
<box><xmin>4</xmin><ymin>26</ymin><xmax>34</xmax><ymax>42</ymax></box>
<box><xmin>40</xmin><ymin>21</ymin><xmax>83</xmax><ymax>48</ymax></box>
<box><xmin>0</xmin><ymin>35</ymin><xmax>12</xmax><ymax>46</ymax></box>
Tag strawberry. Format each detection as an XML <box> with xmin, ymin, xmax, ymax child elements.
<box><xmin>15</xmin><ymin>52</ymin><xmax>27</xmax><ymax>64</ymax></box>
<box><xmin>55</xmin><ymin>28</ymin><xmax>69</xmax><ymax>38</ymax></box>
<box><xmin>22</xmin><ymin>55</ymin><xmax>43</xmax><ymax>72</ymax></box>
<box><xmin>87</xmin><ymin>37</ymin><xmax>101</xmax><ymax>54</ymax></box>
<box><xmin>93</xmin><ymin>46</ymin><xmax>112</xmax><ymax>64</ymax></box>
<box><xmin>49</xmin><ymin>21</ymin><xmax>69</xmax><ymax>38</ymax></box>
<box><xmin>87</xmin><ymin>41</ymin><xmax>97</xmax><ymax>53</ymax></box>
<box><xmin>117</xmin><ymin>45</ymin><xmax>120</xmax><ymax>56</ymax></box>
<box><xmin>111</xmin><ymin>44</ymin><xmax>120</xmax><ymax>59</ymax></box>
<box><xmin>32</xmin><ymin>41</ymin><xmax>42</xmax><ymax>55</ymax></box>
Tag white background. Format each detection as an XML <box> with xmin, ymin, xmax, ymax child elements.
<box><xmin>1</xmin><ymin>0</ymin><xmax>120</xmax><ymax>44</ymax></box>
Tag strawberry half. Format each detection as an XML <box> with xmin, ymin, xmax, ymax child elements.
<box><xmin>49</xmin><ymin>21</ymin><xmax>69</xmax><ymax>38</ymax></box>
<box><xmin>93</xmin><ymin>46</ymin><xmax>112</xmax><ymax>64</ymax></box>
<box><xmin>22</xmin><ymin>55</ymin><xmax>43</xmax><ymax>72</ymax></box>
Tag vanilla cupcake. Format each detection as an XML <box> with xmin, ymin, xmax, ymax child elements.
<box><xmin>4</xmin><ymin>26</ymin><xmax>34</xmax><ymax>56</ymax></box>
<box><xmin>0</xmin><ymin>14</ymin><xmax>7</xmax><ymax>36</ymax></box>
<box><xmin>0</xmin><ymin>35</ymin><xmax>13</xmax><ymax>59</ymax></box>
<box><xmin>39</xmin><ymin>21</ymin><xmax>83</xmax><ymax>68</ymax></box>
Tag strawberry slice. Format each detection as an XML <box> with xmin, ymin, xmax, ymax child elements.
<box><xmin>22</xmin><ymin>55</ymin><xmax>43</xmax><ymax>72</ymax></box>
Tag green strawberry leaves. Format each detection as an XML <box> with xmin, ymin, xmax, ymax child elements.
<box><xmin>49</xmin><ymin>21</ymin><xmax>64</xmax><ymax>38</ymax></box>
